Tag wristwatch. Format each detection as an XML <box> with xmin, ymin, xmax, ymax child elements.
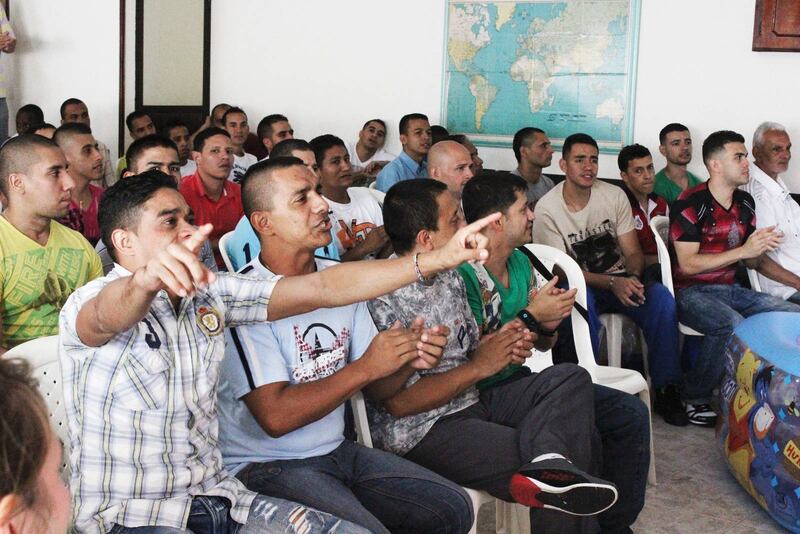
<box><xmin>516</xmin><ymin>309</ymin><xmax>557</xmax><ymax>337</ymax></box>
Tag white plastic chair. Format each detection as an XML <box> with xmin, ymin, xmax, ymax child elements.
<box><xmin>218</xmin><ymin>230</ymin><xmax>236</xmax><ymax>273</ymax></box>
<box><xmin>4</xmin><ymin>335</ymin><xmax>68</xmax><ymax>469</ymax></box>
<box><xmin>747</xmin><ymin>268</ymin><xmax>762</xmax><ymax>292</ymax></box>
<box><xmin>522</xmin><ymin>244</ymin><xmax>657</xmax><ymax>485</ymax></box>
<box><xmin>351</xmin><ymin>392</ymin><xmax>502</xmax><ymax>534</ymax></box>
<box><xmin>599</xmin><ymin>314</ymin><xmax>648</xmax><ymax>378</ymax></box>
<box><xmin>649</xmin><ymin>216</ymin><xmax>703</xmax><ymax>337</ymax></box>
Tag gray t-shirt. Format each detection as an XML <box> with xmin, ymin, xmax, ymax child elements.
<box><xmin>367</xmin><ymin>269</ymin><xmax>481</xmax><ymax>455</ymax></box>
<box><xmin>512</xmin><ymin>168</ymin><xmax>555</xmax><ymax>208</ymax></box>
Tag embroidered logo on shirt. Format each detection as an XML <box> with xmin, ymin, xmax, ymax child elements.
<box><xmin>197</xmin><ymin>305</ymin><xmax>222</xmax><ymax>336</ymax></box>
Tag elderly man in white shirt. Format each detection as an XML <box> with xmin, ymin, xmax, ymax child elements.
<box><xmin>743</xmin><ymin>121</ymin><xmax>800</xmax><ymax>304</ymax></box>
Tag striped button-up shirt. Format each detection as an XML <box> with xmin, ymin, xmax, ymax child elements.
<box><xmin>59</xmin><ymin>265</ymin><xmax>279</xmax><ymax>533</ymax></box>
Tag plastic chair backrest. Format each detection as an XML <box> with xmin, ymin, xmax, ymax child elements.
<box><xmin>649</xmin><ymin>216</ymin><xmax>675</xmax><ymax>296</ymax></box>
<box><xmin>523</xmin><ymin>244</ymin><xmax>598</xmax><ymax>380</ymax></box>
<box><xmin>747</xmin><ymin>268</ymin><xmax>762</xmax><ymax>292</ymax></box>
<box><xmin>218</xmin><ymin>230</ymin><xmax>236</xmax><ymax>272</ymax></box>
<box><xmin>351</xmin><ymin>391</ymin><xmax>374</xmax><ymax>448</ymax></box>
<box><xmin>3</xmin><ymin>336</ymin><xmax>68</xmax><ymax>447</ymax></box>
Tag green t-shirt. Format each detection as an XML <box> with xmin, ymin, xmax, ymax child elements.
<box><xmin>653</xmin><ymin>168</ymin><xmax>703</xmax><ymax>205</ymax></box>
<box><xmin>457</xmin><ymin>249</ymin><xmax>532</xmax><ymax>389</ymax></box>
<box><xmin>0</xmin><ymin>217</ymin><xmax>103</xmax><ymax>348</ymax></box>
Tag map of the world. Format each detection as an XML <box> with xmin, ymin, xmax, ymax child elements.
<box><xmin>442</xmin><ymin>1</ymin><xmax>641</xmax><ymax>153</ymax></box>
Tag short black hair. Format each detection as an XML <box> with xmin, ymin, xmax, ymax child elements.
<box><xmin>562</xmin><ymin>133</ymin><xmax>598</xmax><ymax>158</ymax></box>
<box><xmin>270</xmin><ymin>138</ymin><xmax>312</xmax><ymax>159</ymax></box>
<box><xmin>59</xmin><ymin>98</ymin><xmax>85</xmax><ymax>119</ymax></box>
<box><xmin>617</xmin><ymin>144</ymin><xmax>652</xmax><ymax>173</ymax></box>
<box><xmin>362</xmin><ymin>118</ymin><xmax>386</xmax><ymax>131</ymax></box>
<box><xmin>53</xmin><ymin>122</ymin><xmax>93</xmax><ymax>147</ymax></box>
<box><xmin>193</xmin><ymin>126</ymin><xmax>230</xmax><ymax>152</ymax></box>
<box><xmin>161</xmin><ymin>117</ymin><xmax>188</xmax><ymax>137</ymax></box>
<box><xmin>462</xmin><ymin>171</ymin><xmax>527</xmax><ymax>223</ymax></box>
<box><xmin>126</xmin><ymin>135</ymin><xmax>179</xmax><ymax>172</ymax></box>
<box><xmin>309</xmin><ymin>134</ymin><xmax>346</xmax><ymax>167</ymax></box>
<box><xmin>702</xmin><ymin>130</ymin><xmax>745</xmax><ymax>167</ymax></box>
<box><xmin>222</xmin><ymin>106</ymin><xmax>247</xmax><ymax>125</ymax></box>
<box><xmin>241</xmin><ymin>156</ymin><xmax>306</xmax><ymax>217</ymax></box>
<box><xmin>24</xmin><ymin>122</ymin><xmax>56</xmax><ymax>135</ymax></box>
<box><xmin>257</xmin><ymin>114</ymin><xmax>289</xmax><ymax>141</ymax></box>
<box><xmin>125</xmin><ymin>110</ymin><xmax>151</xmax><ymax>133</ymax></box>
<box><xmin>448</xmin><ymin>134</ymin><xmax>469</xmax><ymax>145</ymax></box>
<box><xmin>383</xmin><ymin>179</ymin><xmax>448</xmax><ymax>255</ymax></box>
<box><xmin>16</xmin><ymin>104</ymin><xmax>44</xmax><ymax>123</ymax></box>
<box><xmin>99</xmin><ymin>170</ymin><xmax>178</xmax><ymax>262</ymax></box>
<box><xmin>512</xmin><ymin>127</ymin><xmax>545</xmax><ymax>163</ymax></box>
<box><xmin>659</xmin><ymin>123</ymin><xmax>689</xmax><ymax>145</ymax></box>
<box><xmin>399</xmin><ymin>113</ymin><xmax>429</xmax><ymax>135</ymax></box>
<box><xmin>431</xmin><ymin>125</ymin><xmax>450</xmax><ymax>145</ymax></box>
<box><xmin>0</xmin><ymin>135</ymin><xmax>61</xmax><ymax>197</ymax></box>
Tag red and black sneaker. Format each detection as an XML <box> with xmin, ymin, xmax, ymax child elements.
<box><xmin>509</xmin><ymin>457</ymin><xmax>618</xmax><ymax>516</ymax></box>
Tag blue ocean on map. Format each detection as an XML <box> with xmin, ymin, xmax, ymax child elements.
<box><xmin>444</xmin><ymin>1</ymin><xmax>638</xmax><ymax>150</ymax></box>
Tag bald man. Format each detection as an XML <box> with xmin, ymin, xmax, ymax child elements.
<box><xmin>428</xmin><ymin>140</ymin><xmax>474</xmax><ymax>199</ymax></box>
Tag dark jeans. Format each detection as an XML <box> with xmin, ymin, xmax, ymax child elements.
<box><xmin>676</xmin><ymin>283</ymin><xmax>800</xmax><ymax>403</ymax></box>
<box><xmin>587</xmin><ymin>283</ymin><xmax>682</xmax><ymax>389</ymax></box>
<box><xmin>110</xmin><ymin>494</ymin><xmax>368</xmax><ymax>533</ymax></box>
<box><xmin>404</xmin><ymin>363</ymin><xmax>649</xmax><ymax>534</ymax></box>
<box><xmin>236</xmin><ymin>439</ymin><xmax>473</xmax><ymax>534</ymax></box>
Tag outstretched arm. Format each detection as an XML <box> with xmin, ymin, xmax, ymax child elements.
<box><xmin>267</xmin><ymin>212</ymin><xmax>501</xmax><ymax>321</ymax></box>
<box><xmin>75</xmin><ymin>225</ymin><xmax>216</xmax><ymax>346</ymax></box>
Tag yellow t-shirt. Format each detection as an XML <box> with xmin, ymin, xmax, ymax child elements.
<box><xmin>0</xmin><ymin>216</ymin><xmax>103</xmax><ymax>348</ymax></box>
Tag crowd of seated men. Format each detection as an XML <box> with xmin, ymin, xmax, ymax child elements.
<box><xmin>0</xmin><ymin>97</ymin><xmax>798</xmax><ymax>533</ymax></box>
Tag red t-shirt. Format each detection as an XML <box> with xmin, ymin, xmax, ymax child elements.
<box><xmin>624</xmin><ymin>188</ymin><xmax>668</xmax><ymax>256</ymax></box>
<box><xmin>179</xmin><ymin>172</ymin><xmax>243</xmax><ymax>268</ymax></box>
<box><xmin>57</xmin><ymin>183</ymin><xmax>105</xmax><ymax>246</ymax></box>
<box><xmin>669</xmin><ymin>182</ymin><xmax>756</xmax><ymax>289</ymax></box>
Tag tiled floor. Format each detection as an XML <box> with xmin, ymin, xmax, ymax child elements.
<box><xmin>477</xmin><ymin>417</ymin><xmax>787</xmax><ymax>533</ymax></box>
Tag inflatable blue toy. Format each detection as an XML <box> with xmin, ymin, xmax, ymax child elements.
<box><xmin>719</xmin><ymin>312</ymin><xmax>800</xmax><ymax>532</ymax></box>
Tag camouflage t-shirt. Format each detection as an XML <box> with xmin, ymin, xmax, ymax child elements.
<box><xmin>367</xmin><ymin>269</ymin><xmax>481</xmax><ymax>455</ymax></box>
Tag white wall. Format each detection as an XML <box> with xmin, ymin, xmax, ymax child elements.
<box><xmin>8</xmin><ymin>0</ymin><xmax>800</xmax><ymax>190</ymax></box>
<box><xmin>210</xmin><ymin>0</ymin><xmax>800</xmax><ymax>190</ymax></box>
<box><xmin>7</xmin><ymin>0</ymin><xmax>120</xmax><ymax>155</ymax></box>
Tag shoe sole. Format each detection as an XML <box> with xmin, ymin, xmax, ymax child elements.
<box><xmin>687</xmin><ymin>417</ymin><xmax>717</xmax><ymax>427</ymax></box>
<box><xmin>509</xmin><ymin>473</ymin><xmax>618</xmax><ymax>516</ymax></box>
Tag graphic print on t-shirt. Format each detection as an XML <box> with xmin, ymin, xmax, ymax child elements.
<box><xmin>335</xmin><ymin>218</ymin><xmax>377</xmax><ymax>251</ymax></box>
<box><xmin>290</xmin><ymin>322</ymin><xmax>352</xmax><ymax>383</ymax></box>
<box><xmin>566</xmin><ymin>219</ymin><xmax>626</xmax><ymax>274</ymax></box>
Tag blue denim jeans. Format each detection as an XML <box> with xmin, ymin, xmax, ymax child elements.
<box><xmin>110</xmin><ymin>494</ymin><xmax>367</xmax><ymax>533</ymax></box>
<box><xmin>587</xmin><ymin>282</ymin><xmax>682</xmax><ymax>388</ymax></box>
<box><xmin>677</xmin><ymin>283</ymin><xmax>800</xmax><ymax>403</ymax></box>
<box><xmin>236</xmin><ymin>439</ymin><xmax>473</xmax><ymax>534</ymax></box>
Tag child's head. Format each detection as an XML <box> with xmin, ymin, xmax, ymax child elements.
<box><xmin>0</xmin><ymin>358</ymin><xmax>71</xmax><ymax>533</ymax></box>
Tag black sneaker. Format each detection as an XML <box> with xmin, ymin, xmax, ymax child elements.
<box><xmin>654</xmin><ymin>384</ymin><xmax>689</xmax><ymax>426</ymax></box>
<box><xmin>685</xmin><ymin>403</ymin><xmax>718</xmax><ymax>427</ymax></box>
<box><xmin>509</xmin><ymin>456</ymin><xmax>618</xmax><ymax>516</ymax></box>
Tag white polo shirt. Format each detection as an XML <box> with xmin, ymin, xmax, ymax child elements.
<box><xmin>743</xmin><ymin>162</ymin><xmax>800</xmax><ymax>299</ymax></box>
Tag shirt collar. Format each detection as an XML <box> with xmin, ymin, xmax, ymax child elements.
<box><xmin>750</xmin><ymin>162</ymin><xmax>789</xmax><ymax>198</ymax></box>
<box><xmin>190</xmin><ymin>172</ymin><xmax>230</xmax><ymax>201</ymax></box>
<box><xmin>399</xmin><ymin>150</ymin><xmax>426</xmax><ymax>173</ymax></box>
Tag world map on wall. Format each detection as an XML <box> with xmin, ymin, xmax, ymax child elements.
<box><xmin>442</xmin><ymin>1</ymin><xmax>641</xmax><ymax>153</ymax></box>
